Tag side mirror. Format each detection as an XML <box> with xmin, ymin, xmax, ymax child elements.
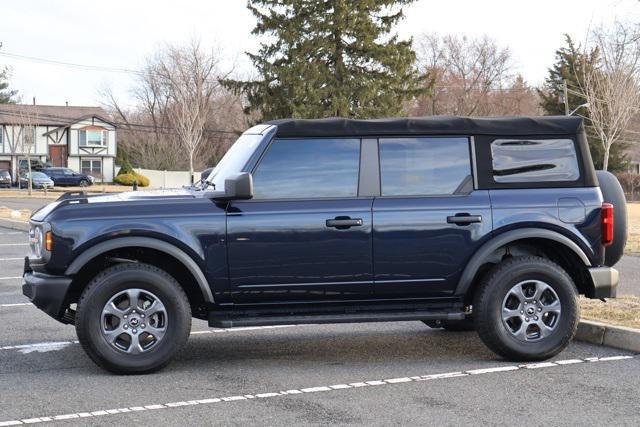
<box><xmin>223</xmin><ymin>172</ymin><xmax>253</xmax><ymax>200</ymax></box>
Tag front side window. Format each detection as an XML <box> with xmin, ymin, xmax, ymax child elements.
<box><xmin>379</xmin><ymin>137</ymin><xmax>471</xmax><ymax>196</ymax></box>
<box><xmin>491</xmin><ymin>138</ymin><xmax>579</xmax><ymax>183</ymax></box>
<box><xmin>252</xmin><ymin>138</ymin><xmax>361</xmax><ymax>199</ymax></box>
<box><xmin>79</xmin><ymin>129</ymin><xmax>108</xmax><ymax>146</ymax></box>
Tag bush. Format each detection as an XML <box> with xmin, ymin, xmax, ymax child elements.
<box><xmin>114</xmin><ymin>172</ymin><xmax>150</xmax><ymax>187</ymax></box>
<box><xmin>117</xmin><ymin>159</ymin><xmax>134</xmax><ymax>176</ymax></box>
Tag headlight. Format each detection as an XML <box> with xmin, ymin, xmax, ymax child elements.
<box><xmin>29</xmin><ymin>223</ymin><xmax>52</xmax><ymax>261</ymax></box>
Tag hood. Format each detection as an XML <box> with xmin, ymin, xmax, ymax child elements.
<box><xmin>31</xmin><ymin>188</ymin><xmax>198</xmax><ymax>222</ymax></box>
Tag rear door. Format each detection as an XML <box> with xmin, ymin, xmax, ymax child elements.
<box><xmin>372</xmin><ymin>136</ymin><xmax>492</xmax><ymax>299</ymax></box>
<box><xmin>225</xmin><ymin>137</ymin><xmax>375</xmax><ymax>304</ymax></box>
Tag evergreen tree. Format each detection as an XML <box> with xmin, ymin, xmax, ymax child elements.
<box><xmin>228</xmin><ymin>0</ymin><xmax>427</xmax><ymax>120</ymax></box>
<box><xmin>538</xmin><ymin>35</ymin><xmax>627</xmax><ymax>171</ymax></box>
<box><xmin>0</xmin><ymin>66</ymin><xmax>18</xmax><ymax>104</ymax></box>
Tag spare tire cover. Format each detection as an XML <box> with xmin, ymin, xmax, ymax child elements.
<box><xmin>596</xmin><ymin>170</ymin><xmax>627</xmax><ymax>266</ymax></box>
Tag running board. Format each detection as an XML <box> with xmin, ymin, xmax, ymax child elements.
<box><xmin>208</xmin><ymin>310</ymin><xmax>466</xmax><ymax>328</ymax></box>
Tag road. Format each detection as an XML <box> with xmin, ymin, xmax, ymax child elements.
<box><xmin>0</xmin><ymin>227</ymin><xmax>638</xmax><ymax>426</ymax></box>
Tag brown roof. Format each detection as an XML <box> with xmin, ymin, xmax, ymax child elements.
<box><xmin>0</xmin><ymin>104</ymin><xmax>110</xmax><ymax>126</ymax></box>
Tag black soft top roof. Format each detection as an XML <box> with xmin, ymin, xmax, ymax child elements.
<box><xmin>268</xmin><ymin>116</ymin><xmax>583</xmax><ymax>138</ymax></box>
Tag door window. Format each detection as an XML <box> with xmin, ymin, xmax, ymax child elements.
<box><xmin>252</xmin><ymin>138</ymin><xmax>361</xmax><ymax>199</ymax></box>
<box><xmin>379</xmin><ymin>137</ymin><xmax>471</xmax><ymax>196</ymax></box>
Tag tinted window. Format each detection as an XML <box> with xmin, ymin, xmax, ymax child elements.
<box><xmin>379</xmin><ymin>137</ymin><xmax>471</xmax><ymax>196</ymax></box>
<box><xmin>491</xmin><ymin>139</ymin><xmax>579</xmax><ymax>183</ymax></box>
<box><xmin>253</xmin><ymin>138</ymin><xmax>360</xmax><ymax>199</ymax></box>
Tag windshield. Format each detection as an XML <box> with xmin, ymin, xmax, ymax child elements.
<box><xmin>205</xmin><ymin>133</ymin><xmax>264</xmax><ymax>190</ymax></box>
<box><xmin>29</xmin><ymin>172</ymin><xmax>48</xmax><ymax>179</ymax></box>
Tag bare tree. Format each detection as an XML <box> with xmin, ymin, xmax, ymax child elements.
<box><xmin>154</xmin><ymin>40</ymin><xmax>223</xmax><ymax>183</ymax></box>
<box><xmin>4</xmin><ymin>106</ymin><xmax>40</xmax><ymax>194</ymax></box>
<box><xmin>101</xmin><ymin>40</ymin><xmax>246</xmax><ymax>176</ymax></box>
<box><xmin>578</xmin><ymin>22</ymin><xmax>640</xmax><ymax>171</ymax></box>
<box><xmin>409</xmin><ymin>34</ymin><xmax>539</xmax><ymax>116</ymax></box>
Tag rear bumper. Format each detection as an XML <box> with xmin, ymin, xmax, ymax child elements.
<box><xmin>588</xmin><ymin>266</ymin><xmax>618</xmax><ymax>299</ymax></box>
<box><xmin>22</xmin><ymin>271</ymin><xmax>72</xmax><ymax>322</ymax></box>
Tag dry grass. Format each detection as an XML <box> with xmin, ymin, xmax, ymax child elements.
<box><xmin>581</xmin><ymin>295</ymin><xmax>640</xmax><ymax>329</ymax></box>
<box><xmin>627</xmin><ymin>203</ymin><xmax>640</xmax><ymax>255</ymax></box>
<box><xmin>0</xmin><ymin>206</ymin><xmax>31</xmax><ymax>221</ymax></box>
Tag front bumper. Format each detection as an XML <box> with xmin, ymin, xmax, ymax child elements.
<box><xmin>588</xmin><ymin>266</ymin><xmax>619</xmax><ymax>299</ymax></box>
<box><xmin>22</xmin><ymin>270</ymin><xmax>73</xmax><ymax>322</ymax></box>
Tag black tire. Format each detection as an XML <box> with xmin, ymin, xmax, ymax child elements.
<box><xmin>423</xmin><ymin>316</ymin><xmax>475</xmax><ymax>331</ymax></box>
<box><xmin>596</xmin><ymin>170</ymin><xmax>627</xmax><ymax>266</ymax></box>
<box><xmin>79</xmin><ymin>179</ymin><xmax>90</xmax><ymax>187</ymax></box>
<box><xmin>76</xmin><ymin>263</ymin><xmax>191</xmax><ymax>374</ymax></box>
<box><xmin>474</xmin><ymin>256</ymin><xmax>579</xmax><ymax>361</ymax></box>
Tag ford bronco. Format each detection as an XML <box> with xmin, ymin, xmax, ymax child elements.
<box><xmin>23</xmin><ymin>116</ymin><xmax>627</xmax><ymax>374</ymax></box>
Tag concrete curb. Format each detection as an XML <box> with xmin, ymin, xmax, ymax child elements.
<box><xmin>576</xmin><ymin>320</ymin><xmax>640</xmax><ymax>353</ymax></box>
<box><xmin>0</xmin><ymin>218</ymin><xmax>29</xmax><ymax>231</ymax></box>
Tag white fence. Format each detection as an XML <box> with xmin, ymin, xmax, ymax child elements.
<box><xmin>115</xmin><ymin>166</ymin><xmax>202</xmax><ymax>189</ymax></box>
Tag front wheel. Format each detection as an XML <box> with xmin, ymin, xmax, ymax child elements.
<box><xmin>76</xmin><ymin>263</ymin><xmax>191</xmax><ymax>374</ymax></box>
<box><xmin>474</xmin><ymin>256</ymin><xmax>579</xmax><ymax>361</ymax></box>
<box><xmin>79</xmin><ymin>179</ymin><xmax>90</xmax><ymax>187</ymax></box>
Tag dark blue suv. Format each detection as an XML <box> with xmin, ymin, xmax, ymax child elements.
<box><xmin>22</xmin><ymin>116</ymin><xmax>626</xmax><ymax>374</ymax></box>
<box><xmin>42</xmin><ymin>167</ymin><xmax>94</xmax><ymax>187</ymax></box>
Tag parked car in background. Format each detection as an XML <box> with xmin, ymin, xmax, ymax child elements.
<box><xmin>19</xmin><ymin>159</ymin><xmax>51</xmax><ymax>173</ymax></box>
<box><xmin>19</xmin><ymin>171</ymin><xmax>54</xmax><ymax>189</ymax></box>
<box><xmin>0</xmin><ymin>170</ymin><xmax>11</xmax><ymax>188</ymax></box>
<box><xmin>42</xmin><ymin>167</ymin><xmax>94</xmax><ymax>187</ymax></box>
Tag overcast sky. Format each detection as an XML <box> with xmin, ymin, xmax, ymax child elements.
<box><xmin>1</xmin><ymin>0</ymin><xmax>638</xmax><ymax>108</ymax></box>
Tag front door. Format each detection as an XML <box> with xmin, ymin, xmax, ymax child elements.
<box><xmin>49</xmin><ymin>145</ymin><xmax>67</xmax><ymax>167</ymax></box>
<box><xmin>372</xmin><ymin>136</ymin><xmax>492</xmax><ymax>299</ymax></box>
<box><xmin>225</xmin><ymin>137</ymin><xmax>373</xmax><ymax>304</ymax></box>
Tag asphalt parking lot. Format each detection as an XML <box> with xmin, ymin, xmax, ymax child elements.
<box><xmin>0</xmin><ymin>226</ymin><xmax>638</xmax><ymax>426</ymax></box>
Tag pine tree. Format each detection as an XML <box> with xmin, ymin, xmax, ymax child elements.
<box><xmin>0</xmin><ymin>66</ymin><xmax>18</xmax><ymax>104</ymax></box>
<box><xmin>228</xmin><ymin>0</ymin><xmax>427</xmax><ymax>120</ymax></box>
<box><xmin>538</xmin><ymin>35</ymin><xmax>627</xmax><ymax>171</ymax></box>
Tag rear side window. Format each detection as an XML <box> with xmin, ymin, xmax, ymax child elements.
<box><xmin>252</xmin><ymin>138</ymin><xmax>360</xmax><ymax>199</ymax></box>
<box><xmin>379</xmin><ymin>137</ymin><xmax>471</xmax><ymax>196</ymax></box>
<box><xmin>491</xmin><ymin>139</ymin><xmax>579</xmax><ymax>183</ymax></box>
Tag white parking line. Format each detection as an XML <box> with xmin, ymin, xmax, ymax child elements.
<box><xmin>0</xmin><ymin>325</ymin><xmax>300</xmax><ymax>352</ymax></box>
<box><xmin>0</xmin><ymin>303</ymin><xmax>31</xmax><ymax>308</ymax></box>
<box><xmin>0</xmin><ymin>354</ymin><xmax>633</xmax><ymax>426</ymax></box>
<box><xmin>0</xmin><ymin>243</ymin><xmax>28</xmax><ymax>247</ymax></box>
<box><xmin>0</xmin><ymin>258</ymin><xmax>24</xmax><ymax>261</ymax></box>
<box><xmin>0</xmin><ymin>276</ymin><xmax>23</xmax><ymax>280</ymax></box>
<box><xmin>0</xmin><ymin>232</ymin><xmax>25</xmax><ymax>235</ymax></box>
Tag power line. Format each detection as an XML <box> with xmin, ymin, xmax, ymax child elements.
<box><xmin>0</xmin><ymin>108</ymin><xmax>238</xmax><ymax>136</ymax></box>
<box><xmin>0</xmin><ymin>51</ymin><xmax>142</xmax><ymax>75</ymax></box>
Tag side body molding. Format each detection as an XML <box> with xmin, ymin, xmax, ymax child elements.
<box><xmin>65</xmin><ymin>237</ymin><xmax>214</xmax><ymax>302</ymax></box>
<box><xmin>455</xmin><ymin>228</ymin><xmax>592</xmax><ymax>296</ymax></box>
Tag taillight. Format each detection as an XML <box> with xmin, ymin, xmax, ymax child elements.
<box><xmin>601</xmin><ymin>203</ymin><xmax>614</xmax><ymax>247</ymax></box>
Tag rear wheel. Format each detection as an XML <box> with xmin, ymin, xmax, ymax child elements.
<box><xmin>474</xmin><ymin>256</ymin><xmax>579</xmax><ymax>361</ymax></box>
<box><xmin>76</xmin><ymin>263</ymin><xmax>191</xmax><ymax>374</ymax></box>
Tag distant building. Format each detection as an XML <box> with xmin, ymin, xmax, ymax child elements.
<box><xmin>0</xmin><ymin>104</ymin><xmax>117</xmax><ymax>182</ymax></box>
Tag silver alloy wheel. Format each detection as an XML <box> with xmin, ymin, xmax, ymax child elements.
<box><xmin>501</xmin><ymin>280</ymin><xmax>561</xmax><ymax>342</ymax></box>
<box><xmin>101</xmin><ymin>288</ymin><xmax>168</xmax><ymax>354</ymax></box>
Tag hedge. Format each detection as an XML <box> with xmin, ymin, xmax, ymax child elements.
<box><xmin>114</xmin><ymin>172</ymin><xmax>150</xmax><ymax>187</ymax></box>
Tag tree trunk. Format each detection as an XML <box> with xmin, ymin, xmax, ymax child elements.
<box><xmin>189</xmin><ymin>150</ymin><xmax>194</xmax><ymax>185</ymax></box>
<box><xmin>602</xmin><ymin>144</ymin><xmax>611</xmax><ymax>171</ymax></box>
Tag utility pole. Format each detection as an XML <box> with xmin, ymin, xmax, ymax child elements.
<box><xmin>563</xmin><ymin>80</ymin><xmax>569</xmax><ymax>116</ymax></box>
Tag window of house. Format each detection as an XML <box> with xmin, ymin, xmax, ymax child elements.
<box><xmin>379</xmin><ymin>137</ymin><xmax>472</xmax><ymax>196</ymax></box>
<box><xmin>491</xmin><ymin>138</ymin><xmax>580</xmax><ymax>183</ymax></box>
<box><xmin>79</xmin><ymin>129</ymin><xmax>108</xmax><ymax>146</ymax></box>
<box><xmin>252</xmin><ymin>138</ymin><xmax>361</xmax><ymax>199</ymax></box>
<box><xmin>81</xmin><ymin>159</ymin><xmax>102</xmax><ymax>179</ymax></box>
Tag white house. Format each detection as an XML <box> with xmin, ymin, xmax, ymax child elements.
<box><xmin>0</xmin><ymin>104</ymin><xmax>117</xmax><ymax>182</ymax></box>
